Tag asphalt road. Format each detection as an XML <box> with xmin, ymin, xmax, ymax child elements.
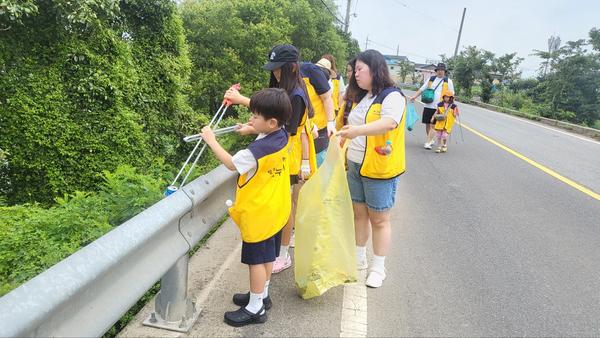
<box><xmin>370</xmin><ymin>97</ymin><xmax>600</xmax><ymax>336</ymax></box>
<box><xmin>121</xmin><ymin>98</ymin><xmax>600</xmax><ymax>337</ymax></box>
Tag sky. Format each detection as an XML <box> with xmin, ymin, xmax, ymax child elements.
<box><xmin>331</xmin><ymin>0</ymin><xmax>600</xmax><ymax>77</ymax></box>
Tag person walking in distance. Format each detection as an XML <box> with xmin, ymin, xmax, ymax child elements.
<box><xmin>409</xmin><ymin>63</ymin><xmax>454</xmax><ymax>149</ymax></box>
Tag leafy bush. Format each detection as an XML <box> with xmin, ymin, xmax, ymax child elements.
<box><xmin>0</xmin><ymin>164</ymin><xmax>165</xmax><ymax>296</ymax></box>
<box><xmin>0</xmin><ymin>0</ymin><xmax>194</xmax><ymax>205</ymax></box>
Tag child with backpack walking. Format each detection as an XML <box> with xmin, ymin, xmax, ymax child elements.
<box><xmin>431</xmin><ymin>90</ymin><xmax>459</xmax><ymax>153</ymax></box>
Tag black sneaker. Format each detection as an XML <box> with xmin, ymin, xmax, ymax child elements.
<box><xmin>224</xmin><ymin>306</ymin><xmax>267</xmax><ymax>327</ymax></box>
<box><xmin>232</xmin><ymin>292</ymin><xmax>272</xmax><ymax>310</ymax></box>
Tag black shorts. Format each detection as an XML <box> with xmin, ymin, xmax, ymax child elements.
<box><xmin>422</xmin><ymin>107</ymin><xmax>437</xmax><ymax>124</ymax></box>
<box><xmin>290</xmin><ymin>174</ymin><xmax>299</xmax><ymax>186</ymax></box>
<box><xmin>241</xmin><ymin>230</ymin><xmax>282</xmax><ymax>265</ymax></box>
<box><xmin>313</xmin><ymin>127</ymin><xmax>330</xmax><ymax>153</ymax></box>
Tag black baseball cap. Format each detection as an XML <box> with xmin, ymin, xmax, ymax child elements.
<box><xmin>263</xmin><ymin>44</ymin><xmax>299</xmax><ymax>71</ymax></box>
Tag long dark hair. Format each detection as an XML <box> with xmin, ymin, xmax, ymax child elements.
<box><xmin>346</xmin><ymin>50</ymin><xmax>395</xmax><ymax>102</ymax></box>
<box><xmin>344</xmin><ymin>57</ymin><xmax>357</xmax><ymax>103</ymax></box>
<box><xmin>269</xmin><ymin>62</ymin><xmax>315</xmax><ymax>118</ymax></box>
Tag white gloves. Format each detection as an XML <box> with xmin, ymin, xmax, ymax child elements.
<box><xmin>327</xmin><ymin>120</ymin><xmax>336</xmax><ymax>137</ymax></box>
<box><xmin>300</xmin><ymin>159</ymin><xmax>311</xmax><ymax>180</ymax></box>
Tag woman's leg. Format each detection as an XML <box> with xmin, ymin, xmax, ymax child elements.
<box><xmin>354</xmin><ymin>202</ymin><xmax>371</xmax><ymax>246</ymax></box>
<box><xmin>354</xmin><ymin>202</ymin><xmax>371</xmax><ymax>270</ymax></box>
<box><xmin>367</xmin><ymin>210</ymin><xmax>392</xmax><ymax>257</ymax></box>
<box><xmin>365</xmin><ymin>209</ymin><xmax>392</xmax><ymax>287</ymax></box>
<box><xmin>273</xmin><ymin>184</ymin><xmax>299</xmax><ymax>273</ymax></box>
<box><xmin>281</xmin><ymin>184</ymin><xmax>300</xmax><ymax>247</ymax></box>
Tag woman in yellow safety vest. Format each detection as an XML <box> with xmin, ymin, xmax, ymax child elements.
<box><xmin>338</xmin><ymin>50</ymin><xmax>407</xmax><ymax>288</ymax></box>
<box><xmin>321</xmin><ymin>54</ymin><xmax>346</xmax><ymax>117</ymax></box>
<box><xmin>336</xmin><ymin>58</ymin><xmax>356</xmax><ymax>130</ymax></box>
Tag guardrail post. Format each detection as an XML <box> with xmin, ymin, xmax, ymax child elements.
<box><xmin>143</xmin><ymin>254</ymin><xmax>200</xmax><ymax>332</ymax></box>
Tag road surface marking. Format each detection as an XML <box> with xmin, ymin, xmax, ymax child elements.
<box><xmin>340</xmin><ymin>270</ymin><xmax>368</xmax><ymax>337</ymax></box>
<box><xmin>465</xmin><ymin>103</ymin><xmax>600</xmax><ymax>145</ymax></box>
<box><xmin>193</xmin><ymin>242</ymin><xmax>242</xmax><ymax>315</ymax></box>
<box><xmin>460</xmin><ymin>122</ymin><xmax>600</xmax><ymax>202</ymax></box>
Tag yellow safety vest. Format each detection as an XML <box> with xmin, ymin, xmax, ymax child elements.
<box><xmin>336</xmin><ymin>99</ymin><xmax>356</xmax><ymax>131</ymax></box>
<box><xmin>434</xmin><ymin>103</ymin><xmax>457</xmax><ymax>133</ymax></box>
<box><xmin>229</xmin><ymin>128</ymin><xmax>291</xmax><ymax>243</ymax></box>
<box><xmin>359</xmin><ymin>87</ymin><xmax>407</xmax><ymax>179</ymax></box>
<box><xmin>332</xmin><ymin>75</ymin><xmax>341</xmax><ymax>113</ymax></box>
<box><xmin>303</xmin><ymin>78</ymin><xmax>328</xmax><ymax>130</ymax></box>
<box><xmin>427</xmin><ymin>76</ymin><xmax>449</xmax><ymax>102</ymax></box>
<box><xmin>289</xmin><ymin>88</ymin><xmax>317</xmax><ymax>177</ymax></box>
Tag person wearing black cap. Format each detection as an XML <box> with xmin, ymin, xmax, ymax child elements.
<box><xmin>409</xmin><ymin>63</ymin><xmax>454</xmax><ymax>149</ymax></box>
<box><xmin>224</xmin><ymin>43</ymin><xmax>317</xmax><ymax>281</ymax></box>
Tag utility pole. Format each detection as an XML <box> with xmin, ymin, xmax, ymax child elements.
<box><xmin>344</xmin><ymin>0</ymin><xmax>352</xmax><ymax>33</ymax></box>
<box><xmin>453</xmin><ymin>7</ymin><xmax>466</xmax><ymax>57</ymax></box>
<box><xmin>365</xmin><ymin>35</ymin><xmax>369</xmax><ymax>50</ymax></box>
<box><xmin>396</xmin><ymin>45</ymin><xmax>399</xmax><ymax>56</ymax></box>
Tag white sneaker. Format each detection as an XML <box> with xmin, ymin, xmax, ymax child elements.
<box><xmin>365</xmin><ymin>268</ymin><xmax>386</xmax><ymax>288</ymax></box>
<box><xmin>357</xmin><ymin>257</ymin><xmax>368</xmax><ymax>271</ymax></box>
<box><xmin>272</xmin><ymin>253</ymin><xmax>292</xmax><ymax>274</ymax></box>
<box><xmin>424</xmin><ymin>142</ymin><xmax>432</xmax><ymax>150</ymax></box>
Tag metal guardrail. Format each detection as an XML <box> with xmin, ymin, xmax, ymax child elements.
<box><xmin>0</xmin><ymin>165</ymin><xmax>237</xmax><ymax>337</ymax></box>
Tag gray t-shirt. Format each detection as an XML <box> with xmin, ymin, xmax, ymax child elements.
<box><xmin>347</xmin><ymin>91</ymin><xmax>405</xmax><ymax>164</ymax></box>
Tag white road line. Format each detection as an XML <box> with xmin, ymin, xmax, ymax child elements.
<box><xmin>340</xmin><ymin>270</ymin><xmax>368</xmax><ymax>337</ymax></box>
<box><xmin>464</xmin><ymin>103</ymin><xmax>600</xmax><ymax>146</ymax></box>
<box><xmin>189</xmin><ymin>242</ymin><xmax>242</xmax><ymax>333</ymax></box>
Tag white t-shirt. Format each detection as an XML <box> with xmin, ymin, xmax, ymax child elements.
<box><xmin>231</xmin><ymin>133</ymin><xmax>267</xmax><ymax>182</ymax></box>
<box><xmin>419</xmin><ymin>76</ymin><xmax>455</xmax><ymax>109</ymax></box>
<box><xmin>347</xmin><ymin>91</ymin><xmax>405</xmax><ymax>164</ymax></box>
<box><xmin>339</xmin><ymin>77</ymin><xmax>346</xmax><ymax>98</ymax></box>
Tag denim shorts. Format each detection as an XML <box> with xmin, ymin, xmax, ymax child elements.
<box><xmin>316</xmin><ymin>149</ymin><xmax>327</xmax><ymax>167</ymax></box>
<box><xmin>346</xmin><ymin>160</ymin><xmax>399</xmax><ymax>212</ymax></box>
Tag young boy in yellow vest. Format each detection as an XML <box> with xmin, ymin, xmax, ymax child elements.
<box><xmin>200</xmin><ymin>88</ymin><xmax>292</xmax><ymax>327</ymax></box>
<box><xmin>431</xmin><ymin>90</ymin><xmax>459</xmax><ymax>153</ymax></box>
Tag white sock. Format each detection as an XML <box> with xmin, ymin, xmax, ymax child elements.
<box><xmin>245</xmin><ymin>291</ymin><xmax>264</xmax><ymax>314</ymax></box>
<box><xmin>279</xmin><ymin>245</ymin><xmax>289</xmax><ymax>259</ymax></box>
<box><xmin>371</xmin><ymin>255</ymin><xmax>386</xmax><ymax>271</ymax></box>
<box><xmin>263</xmin><ymin>280</ymin><xmax>270</xmax><ymax>298</ymax></box>
<box><xmin>356</xmin><ymin>246</ymin><xmax>367</xmax><ymax>262</ymax></box>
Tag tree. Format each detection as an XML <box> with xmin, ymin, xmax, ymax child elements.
<box><xmin>533</xmin><ymin>36</ymin><xmax>600</xmax><ymax>124</ymax></box>
<box><xmin>447</xmin><ymin>46</ymin><xmax>492</xmax><ymax>99</ymax></box>
<box><xmin>396</xmin><ymin>60</ymin><xmax>413</xmax><ymax>84</ymax></box>
<box><xmin>0</xmin><ymin>0</ymin><xmax>194</xmax><ymax>205</ymax></box>
<box><xmin>180</xmin><ymin>0</ymin><xmax>359</xmax><ymax>115</ymax></box>
<box><xmin>493</xmin><ymin>53</ymin><xmax>524</xmax><ymax>84</ymax></box>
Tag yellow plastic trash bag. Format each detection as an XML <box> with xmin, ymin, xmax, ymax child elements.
<box><xmin>294</xmin><ymin>137</ymin><xmax>357</xmax><ymax>299</ymax></box>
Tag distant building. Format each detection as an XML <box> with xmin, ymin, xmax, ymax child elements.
<box><xmin>413</xmin><ymin>63</ymin><xmax>437</xmax><ymax>84</ymax></box>
<box><xmin>383</xmin><ymin>55</ymin><xmax>410</xmax><ymax>83</ymax></box>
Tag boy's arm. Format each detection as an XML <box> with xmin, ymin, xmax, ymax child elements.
<box><xmin>200</xmin><ymin>127</ymin><xmax>236</xmax><ymax>171</ymax></box>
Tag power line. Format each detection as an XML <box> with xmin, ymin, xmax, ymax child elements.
<box><xmin>319</xmin><ymin>0</ymin><xmax>346</xmax><ymax>26</ymax></box>
<box><xmin>391</xmin><ymin>0</ymin><xmax>459</xmax><ymax>33</ymax></box>
<box><xmin>367</xmin><ymin>38</ymin><xmax>436</xmax><ymax>61</ymax></box>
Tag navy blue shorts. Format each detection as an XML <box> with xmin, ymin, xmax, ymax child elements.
<box><xmin>241</xmin><ymin>230</ymin><xmax>282</xmax><ymax>265</ymax></box>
